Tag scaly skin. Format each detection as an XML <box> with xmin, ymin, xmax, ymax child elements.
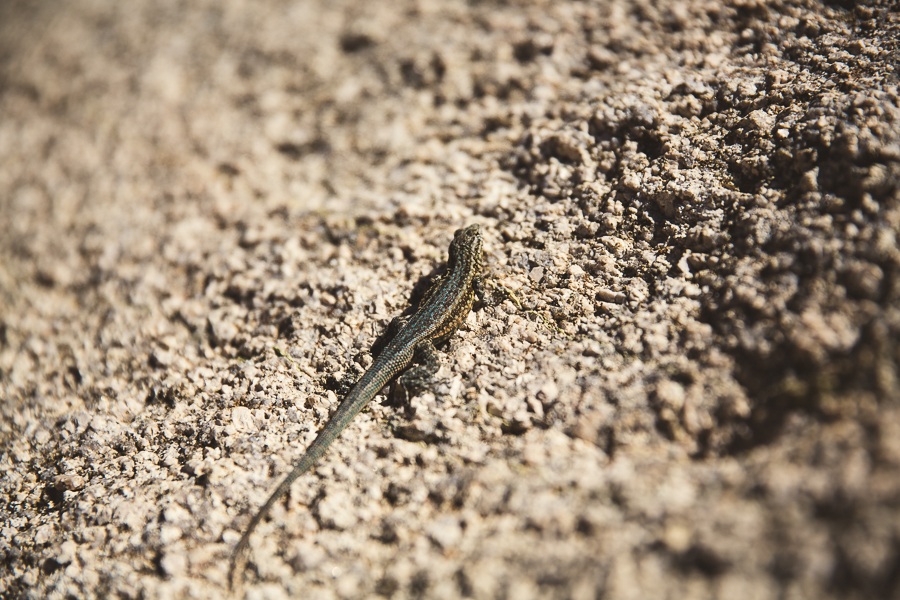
<box><xmin>229</xmin><ymin>224</ymin><xmax>485</xmax><ymax>589</ymax></box>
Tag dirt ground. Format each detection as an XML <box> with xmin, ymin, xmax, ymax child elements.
<box><xmin>1</xmin><ymin>0</ymin><xmax>899</xmax><ymax>598</ymax></box>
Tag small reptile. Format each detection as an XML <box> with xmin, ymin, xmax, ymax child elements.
<box><xmin>230</xmin><ymin>223</ymin><xmax>486</xmax><ymax>588</ymax></box>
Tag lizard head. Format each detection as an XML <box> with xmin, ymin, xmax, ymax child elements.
<box><xmin>451</xmin><ymin>223</ymin><xmax>482</xmax><ymax>251</ymax></box>
<box><xmin>447</xmin><ymin>223</ymin><xmax>483</xmax><ymax>272</ymax></box>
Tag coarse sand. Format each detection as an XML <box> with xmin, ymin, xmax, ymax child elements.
<box><xmin>1</xmin><ymin>1</ymin><xmax>899</xmax><ymax>598</ymax></box>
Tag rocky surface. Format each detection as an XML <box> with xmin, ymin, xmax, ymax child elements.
<box><xmin>1</xmin><ymin>0</ymin><xmax>898</xmax><ymax>598</ymax></box>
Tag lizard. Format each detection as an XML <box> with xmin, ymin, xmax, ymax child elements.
<box><xmin>229</xmin><ymin>223</ymin><xmax>486</xmax><ymax>589</ymax></box>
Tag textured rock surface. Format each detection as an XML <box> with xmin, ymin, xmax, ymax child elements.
<box><xmin>1</xmin><ymin>0</ymin><xmax>898</xmax><ymax>598</ymax></box>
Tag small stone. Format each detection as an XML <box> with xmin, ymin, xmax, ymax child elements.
<box><xmin>160</xmin><ymin>525</ymin><xmax>182</xmax><ymax>544</ymax></box>
<box><xmin>207</xmin><ymin>310</ymin><xmax>239</xmax><ymax>345</ymax></box>
<box><xmin>427</xmin><ymin>516</ymin><xmax>463</xmax><ymax>550</ymax></box>
<box><xmin>567</xmin><ymin>264</ymin><xmax>585</xmax><ymax>278</ymax></box>
<box><xmin>289</xmin><ymin>541</ymin><xmax>326</xmax><ymax>572</ymax></box>
<box><xmin>231</xmin><ymin>407</ymin><xmax>257</xmax><ymax>432</ymax></box>
<box><xmin>315</xmin><ymin>489</ymin><xmax>358</xmax><ymax>530</ymax></box>
<box><xmin>54</xmin><ymin>473</ymin><xmax>86</xmax><ymax>491</ymax></box>
<box><xmin>655</xmin><ymin>380</ymin><xmax>686</xmax><ymax>410</ymax></box>
<box><xmin>159</xmin><ymin>551</ymin><xmax>187</xmax><ymax>577</ymax></box>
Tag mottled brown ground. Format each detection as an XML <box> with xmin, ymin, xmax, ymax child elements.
<box><xmin>1</xmin><ymin>1</ymin><xmax>899</xmax><ymax>599</ymax></box>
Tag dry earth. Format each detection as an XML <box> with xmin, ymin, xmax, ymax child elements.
<box><xmin>1</xmin><ymin>0</ymin><xmax>899</xmax><ymax>599</ymax></box>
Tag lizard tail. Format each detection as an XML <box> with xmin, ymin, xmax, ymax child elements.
<box><xmin>228</xmin><ymin>380</ymin><xmax>376</xmax><ymax>590</ymax></box>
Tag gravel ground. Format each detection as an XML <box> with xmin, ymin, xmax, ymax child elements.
<box><xmin>1</xmin><ymin>0</ymin><xmax>899</xmax><ymax>599</ymax></box>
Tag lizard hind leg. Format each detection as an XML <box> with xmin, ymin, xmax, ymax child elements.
<box><xmin>392</xmin><ymin>340</ymin><xmax>443</xmax><ymax>405</ymax></box>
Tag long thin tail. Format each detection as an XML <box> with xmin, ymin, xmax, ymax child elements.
<box><xmin>227</xmin><ymin>385</ymin><xmax>373</xmax><ymax>590</ymax></box>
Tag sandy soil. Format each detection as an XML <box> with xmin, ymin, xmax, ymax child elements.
<box><xmin>1</xmin><ymin>0</ymin><xmax>899</xmax><ymax>598</ymax></box>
